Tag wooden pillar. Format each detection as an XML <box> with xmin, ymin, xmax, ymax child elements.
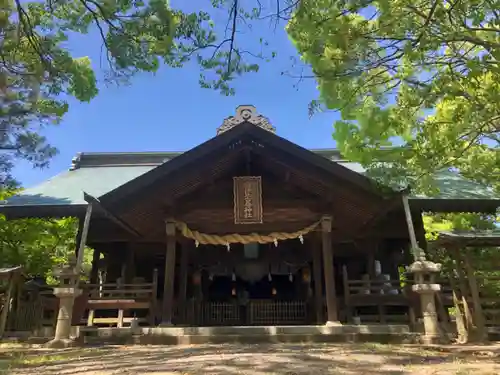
<box><xmin>450</xmin><ymin>248</ymin><xmax>474</xmax><ymax>333</ymax></box>
<box><xmin>0</xmin><ymin>273</ymin><xmax>15</xmax><ymax>338</ymax></box>
<box><xmin>125</xmin><ymin>244</ymin><xmax>135</xmax><ymax>283</ymax></box>
<box><xmin>177</xmin><ymin>242</ymin><xmax>190</xmax><ymax>322</ymax></box>
<box><xmin>462</xmin><ymin>250</ymin><xmax>487</xmax><ymax>341</ymax></box>
<box><xmin>402</xmin><ymin>194</ymin><xmax>423</xmax><ymax>260</ymax></box>
<box><xmin>161</xmin><ymin>220</ymin><xmax>177</xmax><ymax>325</ymax></box>
<box><xmin>311</xmin><ymin>236</ymin><xmax>324</xmax><ymax>323</ymax></box>
<box><xmin>413</xmin><ymin>213</ymin><xmax>428</xmax><ymax>251</ymax></box>
<box><xmin>321</xmin><ymin>215</ymin><xmax>338</xmax><ymax>324</ymax></box>
<box><xmin>76</xmin><ymin>203</ymin><xmax>93</xmax><ymax>272</ymax></box>
<box><xmin>90</xmin><ymin>248</ymin><xmax>101</xmax><ymax>284</ymax></box>
<box><xmin>74</xmin><ymin>218</ymin><xmax>84</xmax><ymax>259</ymax></box>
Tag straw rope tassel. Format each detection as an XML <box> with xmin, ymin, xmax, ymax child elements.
<box><xmin>175</xmin><ymin>220</ymin><xmax>321</xmax><ymax>245</ymax></box>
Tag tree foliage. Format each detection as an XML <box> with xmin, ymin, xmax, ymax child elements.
<box><xmin>0</xmin><ymin>189</ymin><xmax>91</xmax><ymax>283</ymax></box>
<box><xmin>423</xmin><ymin>212</ymin><xmax>500</xmax><ymax>296</ymax></box>
<box><xmin>0</xmin><ymin>0</ymin><xmax>267</xmax><ymax>185</ymax></box>
<box><xmin>287</xmin><ymin>0</ymin><xmax>500</xmax><ymax>193</ymax></box>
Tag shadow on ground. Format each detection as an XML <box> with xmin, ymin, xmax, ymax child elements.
<box><xmin>3</xmin><ymin>343</ymin><xmax>500</xmax><ymax>375</ymax></box>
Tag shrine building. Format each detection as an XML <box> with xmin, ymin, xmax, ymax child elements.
<box><xmin>1</xmin><ymin>105</ymin><xmax>499</xmax><ymax>337</ymax></box>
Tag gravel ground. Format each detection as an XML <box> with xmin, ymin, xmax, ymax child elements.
<box><xmin>2</xmin><ymin>343</ymin><xmax>500</xmax><ymax>375</ymax></box>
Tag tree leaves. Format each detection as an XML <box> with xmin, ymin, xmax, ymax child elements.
<box><xmin>0</xmin><ymin>190</ymin><xmax>92</xmax><ymax>283</ymax></box>
<box><xmin>1</xmin><ymin>0</ymin><xmax>286</xmax><ymax>184</ymax></box>
<box><xmin>287</xmin><ymin>0</ymin><xmax>500</xmax><ymax>194</ymax></box>
<box><xmin>424</xmin><ymin>212</ymin><xmax>500</xmax><ymax>296</ymax></box>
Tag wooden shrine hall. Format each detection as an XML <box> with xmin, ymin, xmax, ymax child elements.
<box><xmin>2</xmin><ymin>105</ymin><xmax>499</xmax><ymax>341</ymax></box>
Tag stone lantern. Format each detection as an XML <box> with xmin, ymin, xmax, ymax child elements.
<box><xmin>46</xmin><ymin>256</ymin><xmax>83</xmax><ymax>348</ymax></box>
<box><xmin>408</xmin><ymin>257</ymin><xmax>443</xmax><ymax>344</ymax></box>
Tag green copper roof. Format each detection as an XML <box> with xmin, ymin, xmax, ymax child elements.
<box><xmin>432</xmin><ymin>230</ymin><xmax>500</xmax><ymax>247</ymax></box>
<box><xmin>1</xmin><ymin>149</ymin><xmax>499</xmax><ymax>213</ymax></box>
<box><xmin>412</xmin><ymin>170</ymin><xmax>498</xmax><ymax>200</ymax></box>
<box><xmin>4</xmin><ymin>165</ymin><xmax>156</xmax><ymax>206</ymax></box>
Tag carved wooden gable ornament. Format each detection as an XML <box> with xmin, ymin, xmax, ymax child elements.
<box><xmin>217</xmin><ymin>105</ymin><xmax>276</xmax><ymax>135</ymax></box>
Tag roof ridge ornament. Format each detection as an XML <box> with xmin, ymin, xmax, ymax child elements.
<box><xmin>70</xmin><ymin>153</ymin><xmax>82</xmax><ymax>171</ymax></box>
<box><xmin>217</xmin><ymin>105</ymin><xmax>276</xmax><ymax>135</ymax></box>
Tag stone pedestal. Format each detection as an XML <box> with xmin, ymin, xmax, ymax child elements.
<box><xmin>46</xmin><ymin>287</ymin><xmax>82</xmax><ymax>348</ymax></box>
<box><xmin>409</xmin><ymin>259</ymin><xmax>443</xmax><ymax>344</ymax></box>
<box><xmin>45</xmin><ymin>262</ymin><xmax>82</xmax><ymax>348</ymax></box>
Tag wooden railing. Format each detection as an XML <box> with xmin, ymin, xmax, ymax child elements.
<box><xmin>342</xmin><ymin>266</ymin><xmax>414</xmax><ymax>325</ymax></box>
<box><xmin>175</xmin><ymin>299</ymin><xmax>309</xmax><ymax>326</ymax></box>
<box><xmin>84</xmin><ymin>270</ymin><xmax>158</xmax><ymax>327</ymax></box>
<box><xmin>7</xmin><ymin>290</ymin><xmax>57</xmax><ymax>332</ymax></box>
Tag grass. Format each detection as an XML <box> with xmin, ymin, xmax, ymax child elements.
<box><xmin>0</xmin><ymin>348</ymin><xmax>98</xmax><ymax>374</ymax></box>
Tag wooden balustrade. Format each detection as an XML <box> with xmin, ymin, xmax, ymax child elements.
<box><xmin>85</xmin><ymin>269</ymin><xmax>158</xmax><ymax>328</ymax></box>
<box><xmin>342</xmin><ymin>265</ymin><xmax>414</xmax><ymax>325</ymax></box>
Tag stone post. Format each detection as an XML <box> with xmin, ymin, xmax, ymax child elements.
<box><xmin>402</xmin><ymin>193</ymin><xmax>444</xmax><ymax>343</ymax></box>
<box><xmin>408</xmin><ymin>260</ymin><xmax>442</xmax><ymax>344</ymax></box>
<box><xmin>46</xmin><ymin>259</ymin><xmax>82</xmax><ymax>348</ymax></box>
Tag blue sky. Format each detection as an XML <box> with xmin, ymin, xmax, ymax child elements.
<box><xmin>13</xmin><ymin>3</ymin><xmax>341</xmax><ymax>188</ymax></box>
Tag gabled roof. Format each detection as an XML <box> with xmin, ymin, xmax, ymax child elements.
<box><xmin>1</xmin><ymin>106</ymin><xmax>499</xmax><ymax>218</ymax></box>
<box><xmin>97</xmin><ymin>120</ymin><xmax>390</xmax><ymax>207</ymax></box>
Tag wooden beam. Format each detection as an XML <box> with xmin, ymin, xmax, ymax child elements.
<box><xmin>177</xmin><ymin>198</ymin><xmax>325</xmax><ymax>214</ymax></box>
<box><xmin>84</xmin><ymin>192</ymin><xmax>142</xmax><ymax>239</ymax></box>
<box><xmin>354</xmin><ymin>195</ymin><xmax>403</xmax><ymax>239</ymax></box>
<box><xmin>76</xmin><ymin>199</ymin><xmax>93</xmax><ymax>272</ymax></box>
<box><xmin>402</xmin><ymin>194</ymin><xmax>420</xmax><ymax>260</ymax></box>
<box><xmin>251</xmin><ymin>146</ymin><xmax>380</xmax><ymax>204</ymax></box>
<box><xmin>87</xmin><ymin>221</ymin><xmax>409</xmax><ymax>244</ymax></box>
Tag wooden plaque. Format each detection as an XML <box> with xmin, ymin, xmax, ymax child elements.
<box><xmin>233</xmin><ymin>176</ymin><xmax>263</xmax><ymax>224</ymax></box>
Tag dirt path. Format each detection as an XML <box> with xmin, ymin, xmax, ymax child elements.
<box><xmin>2</xmin><ymin>343</ymin><xmax>500</xmax><ymax>375</ymax></box>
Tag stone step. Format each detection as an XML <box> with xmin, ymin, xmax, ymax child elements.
<box><xmin>83</xmin><ymin>333</ymin><xmax>418</xmax><ymax>345</ymax></box>
<box><xmin>80</xmin><ymin>325</ymin><xmax>417</xmax><ymax>345</ymax></box>
<box><xmin>80</xmin><ymin>324</ymin><xmax>411</xmax><ymax>337</ymax></box>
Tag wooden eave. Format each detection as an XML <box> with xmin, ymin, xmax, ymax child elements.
<box><xmin>1</xmin><ymin>204</ymin><xmax>88</xmax><ymax>220</ymax></box>
<box><xmin>431</xmin><ymin>231</ymin><xmax>500</xmax><ymax>248</ymax></box>
<box><xmin>410</xmin><ymin>198</ymin><xmax>500</xmax><ymax>214</ymax></box>
<box><xmin>98</xmin><ymin>122</ymin><xmax>396</xmax><ymax>209</ymax></box>
<box><xmin>0</xmin><ymin>266</ymin><xmax>24</xmax><ymax>280</ymax></box>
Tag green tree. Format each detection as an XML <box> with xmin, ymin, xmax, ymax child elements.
<box><xmin>1</xmin><ymin>0</ymin><xmax>265</xmax><ymax>185</ymax></box>
<box><xmin>287</xmin><ymin>0</ymin><xmax>500</xmax><ymax>193</ymax></box>
<box><xmin>423</xmin><ymin>212</ymin><xmax>500</xmax><ymax>296</ymax></box>
<box><xmin>0</xmin><ymin>189</ymin><xmax>92</xmax><ymax>284</ymax></box>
